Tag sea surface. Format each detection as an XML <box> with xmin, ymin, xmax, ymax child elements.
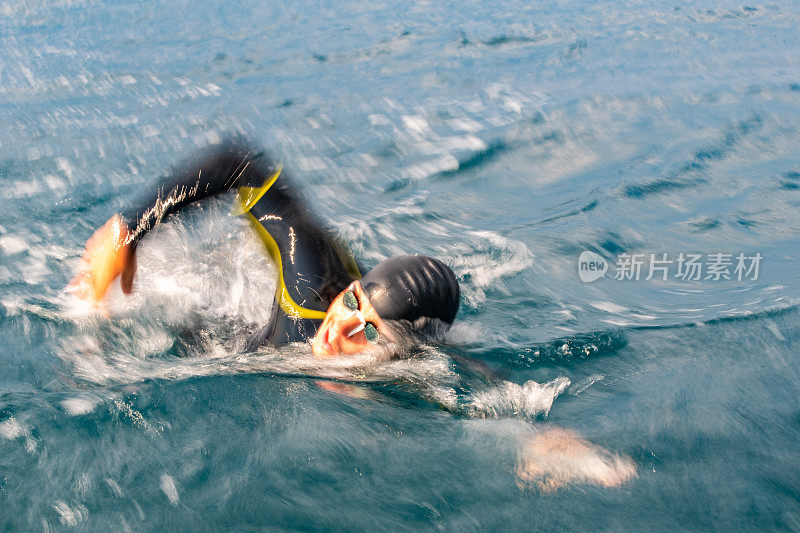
<box><xmin>2</xmin><ymin>0</ymin><xmax>800</xmax><ymax>529</ymax></box>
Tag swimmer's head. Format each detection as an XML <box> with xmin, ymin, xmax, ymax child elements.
<box><xmin>360</xmin><ymin>255</ymin><xmax>460</xmax><ymax>332</ymax></box>
<box><xmin>311</xmin><ymin>255</ymin><xmax>460</xmax><ymax>357</ymax></box>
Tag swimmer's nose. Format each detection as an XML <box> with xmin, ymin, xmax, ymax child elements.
<box><xmin>328</xmin><ymin>310</ymin><xmax>366</xmax><ymax>346</ymax></box>
<box><xmin>346</xmin><ymin>309</ymin><xmax>366</xmax><ymax>337</ymax></box>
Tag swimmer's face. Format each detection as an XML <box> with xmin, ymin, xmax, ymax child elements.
<box><xmin>311</xmin><ymin>281</ymin><xmax>394</xmax><ymax>357</ymax></box>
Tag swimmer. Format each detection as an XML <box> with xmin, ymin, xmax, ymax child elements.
<box><xmin>68</xmin><ymin>141</ymin><xmax>636</xmax><ymax>490</ymax></box>
<box><xmin>69</xmin><ymin>141</ymin><xmax>460</xmax><ymax>356</ymax></box>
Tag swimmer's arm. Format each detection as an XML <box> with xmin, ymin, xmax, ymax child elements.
<box><xmin>121</xmin><ymin>142</ymin><xmax>277</xmax><ymax>245</ymax></box>
<box><xmin>69</xmin><ymin>141</ymin><xmax>277</xmax><ymax>304</ymax></box>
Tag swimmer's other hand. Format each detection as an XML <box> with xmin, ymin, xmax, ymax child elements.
<box><xmin>68</xmin><ymin>215</ymin><xmax>136</xmax><ymax>305</ymax></box>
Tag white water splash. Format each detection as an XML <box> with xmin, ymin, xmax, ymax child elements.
<box><xmin>468</xmin><ymin>377</ymin><xmax>570</xmax><ymax>420</ymax></box>
<box><xmin>0</xmin><ymin>416</ymin><xmax>37</xmax><ymax>453</ymax></box>
<box><xmin>60</xmin><ymin>396</ymin><xmax>102</xmax><ymax>416</ymax></box>
<box><xmin>0</xmin><ymin>416</ymin><xmax>27</xmax><ymax>439</ymax></box>
<box><xmin>160</xmin><ymin>474</ymin><xmax>180</xmax><ymax>505</ymax></box>
<box><xmin>52</xmin><ymin>500</ymin><xmax>88</xmax><ymax>526</ymax></box>
<box><xmin>101</xmin><ymin>212</ymin><xmax>277</xmax><ymax>326</ymax></box>
<box><xmin>568</xmin><ymin>374</ymin><xmax>605</xmax><ymax>396</ymax></box>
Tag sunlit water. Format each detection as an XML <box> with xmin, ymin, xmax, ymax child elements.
<box><xmin>2</xmin><ymin>0</ymin><xmax>800</xmax><ymax>529</ymax></box>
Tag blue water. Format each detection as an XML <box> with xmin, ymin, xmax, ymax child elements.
<box><xmin>2</xmin><ymin>0</ymin><xmax>800</xmax><ymax>529</ymax></box>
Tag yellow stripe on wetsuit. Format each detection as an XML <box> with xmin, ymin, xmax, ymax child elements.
<box><xmin>231</xmin><ymin>166</ymin><xmax>283</xmax><ymax>215</ymax></box>
<box><xmin>234</xmin><ymin>167</ymin><xmax>327</xmax><ymax>320</ymax></box>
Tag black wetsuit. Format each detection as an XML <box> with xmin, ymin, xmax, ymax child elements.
<box><xmin>121</xmin><ymin>142</ymin><xmax>361</xmax><ymax>350</ymax></box>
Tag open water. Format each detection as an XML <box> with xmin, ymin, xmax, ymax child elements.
<box><xmin>2</xmin><ymin>0</ymin><xmax>800</xmax><ymax>529</ymax></box>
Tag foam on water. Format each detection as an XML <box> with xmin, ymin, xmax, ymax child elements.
<box><xmin>60</xmin><ymin>396</ymin><xmax>102</xmax><ymax>416</ymax></box>
<box><xmin>0</xmin><ymin>416</ymin><xmax>27</xmax><ymax>440</ymax></box>
<box><xmin>468</xmin><ymin>377</ymin><xmax>570</xmax><ymax>420</ymax></box>
<box><xmin>52</xmin><ymin>500</ymin><xmax>88</xmax><ymax>527</ymax></box>
<box><xmin>159</xmin><ymin>474</ymin><xmax>180</xmax><ymax>505</ymax></box>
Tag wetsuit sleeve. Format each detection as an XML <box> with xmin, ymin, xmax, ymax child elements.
<box><xmin>120</xmin><ymin>142</ymin><xmax>276</xmax><ymax>245</ymax></box>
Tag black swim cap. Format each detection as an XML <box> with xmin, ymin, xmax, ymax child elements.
<box><xmin>360</xmin><ymin>255</ymin><xmax>460</xmax><ymax>330</ymax></box>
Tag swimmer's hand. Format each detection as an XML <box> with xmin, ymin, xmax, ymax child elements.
<box><xmin>68</xmin><ymin>215</ymin><xmax>136</xmax><ymax>305</ymax></box>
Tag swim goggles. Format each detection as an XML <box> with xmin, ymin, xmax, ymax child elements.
<box><xmin>342</xmin><ymin>289</ymin><xmax>380</xmax><ymax>343</ymax></box>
